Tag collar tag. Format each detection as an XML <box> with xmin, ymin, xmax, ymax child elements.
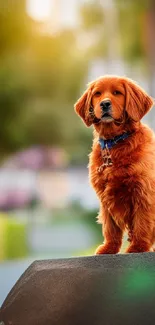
<box><xmin>97</xmin><ymin>132</ymin><xmax>131</xmax><ymax>172</ymax></box>
<box><xmin>97</xmin><ymin>143</ymin><xmax>113</xmax><ymax>173</ymax></box>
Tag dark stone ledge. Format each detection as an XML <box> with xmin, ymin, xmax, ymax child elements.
<box><xmin>0</xmin><ymin>253</ymin><xmax>155</xmax><ymax>325</ymax></box>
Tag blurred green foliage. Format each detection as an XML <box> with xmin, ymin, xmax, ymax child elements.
<box><xmin>116</xmin><ymin>0</ymin><xmax>155</xmax><ymax>64</ymax></box>
<box><xmin>0</xmin><ymin>214</ymin><xmax>29</xmax><ymax>260</ymax></box>
<box><xmin>0</xmin><ymin>0</ymin><xmax>155</xmax><ymax>161</ymax></box>
<box><xmin>80</xmin><ymin>1</ymin><xmax>104</xmax><ymax>30</ymax></box>
<box><xmin>5</xmin><ymin>218</ymin><xmax>29</xmax><ymax>259</ymax></box>
<box><xmin>0</xmin><ymin>2</ymin><xmax>89</xmax><ymax>161</ymax></box>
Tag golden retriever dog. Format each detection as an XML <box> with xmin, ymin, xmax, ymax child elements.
<box><xmin>74</xmin><ymin>75</ymin><xmax>155</xmax><ymax>254</ymax></box>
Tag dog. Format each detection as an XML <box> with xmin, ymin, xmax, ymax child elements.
<box><xmin>74</xmin><ymin>75</ymin><xmax>155</xmax><ymax>254</ymax></box>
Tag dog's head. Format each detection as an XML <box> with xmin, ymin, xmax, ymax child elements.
<box><xmin>74</xmin><ymin>76</ymin><xmax>154</xmax><ymax>129</ymax></box>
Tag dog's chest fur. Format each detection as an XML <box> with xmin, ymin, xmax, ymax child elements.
<box><xmin>88</xmin><ymin>139</ymin><xmax>149</xmax><ymax>229</ymax></box>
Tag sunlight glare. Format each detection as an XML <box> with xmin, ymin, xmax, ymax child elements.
<box><xmin>27</xmin><ymin>0</ymin><xmax>52</xmax><ymax>21</ymax></box>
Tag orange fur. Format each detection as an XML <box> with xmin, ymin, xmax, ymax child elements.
<box><xmin>74</xmin><ymin>75</ymin><xmax>155</xmax><ymax>254</ymax></box>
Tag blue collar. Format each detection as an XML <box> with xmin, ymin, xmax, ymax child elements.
<box><xmin>99</xmin><ymin>132</ymin><xmax>131</xmax><ymax>150</ymax></box>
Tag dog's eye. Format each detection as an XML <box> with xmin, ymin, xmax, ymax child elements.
<box><xmin>113</xmin><ymin>90</ymin><xmax>122</xmax><ymax>95</ymax></box>
<box><xmin>94</xmin><ymin>91</ymin><xmax>101</xmax><ymax>97</ymax></box>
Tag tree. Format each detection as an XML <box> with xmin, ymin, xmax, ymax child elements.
<box><xmin>0</xmin><ymin>2</ymin><xmax>88</xmax><ymax>162</ymax></box>
<box><xmin>116</xmin><ymin>0</ymin><xmax>155</xmax><ymax>95</ymax></box>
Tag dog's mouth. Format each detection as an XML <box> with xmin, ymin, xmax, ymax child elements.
<box><xmin>101</xmin><ymin>113</ymin><xmax>114</xmax><ymax>122</ymax></box>
<box><xmin>91</xmin><ymin>107</ymin><xmax>114</xmax><ymax>124</ymax></box>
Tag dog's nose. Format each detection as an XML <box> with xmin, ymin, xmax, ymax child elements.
<box><xmin>100</xmin><ymin>100</ymin><xmax>111</xmax><ymax>111</ymax></box>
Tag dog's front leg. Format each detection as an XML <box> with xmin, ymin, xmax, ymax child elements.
<box><xmin>95</xmin><ymin>213</ymin><xmax>123</xmax><ymax>254</ymax></box>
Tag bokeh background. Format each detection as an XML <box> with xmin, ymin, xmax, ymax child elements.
<box><xmin>0</xmin><ymin>0</ymin><xmax>155</xmax><ymax>304</ymax></box>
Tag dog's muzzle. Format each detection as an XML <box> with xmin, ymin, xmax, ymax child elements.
<box><xmin>89</xmin><ymin>106</ymin><xmax>101</xmax><ymax>124</ymax></box>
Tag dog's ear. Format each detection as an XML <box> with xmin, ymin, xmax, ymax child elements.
<box><xmin>124</xmin><ymin>79</ymin><xmax>154</xmax><ymax>121</ymax></box>
<box><xmin>74</xmin><ymin>86</ymin><xmax>93</xmax><ymax>127</ymax></box>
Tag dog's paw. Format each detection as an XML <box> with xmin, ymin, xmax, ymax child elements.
<box><xmin>126</xmin><ymin>243</ymin><xmax>151</xmax><ymax>253</ymax></box>
<box><xmin>95</xmin><ymin>243</ymin><xmax>120</xmax><ymax>255</ymax></box>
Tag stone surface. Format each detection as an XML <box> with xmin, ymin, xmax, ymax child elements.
<box><xmin>0</xmin><ymin>253</ymin><xmax>155</xmax><ymax>325</ymax></box>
